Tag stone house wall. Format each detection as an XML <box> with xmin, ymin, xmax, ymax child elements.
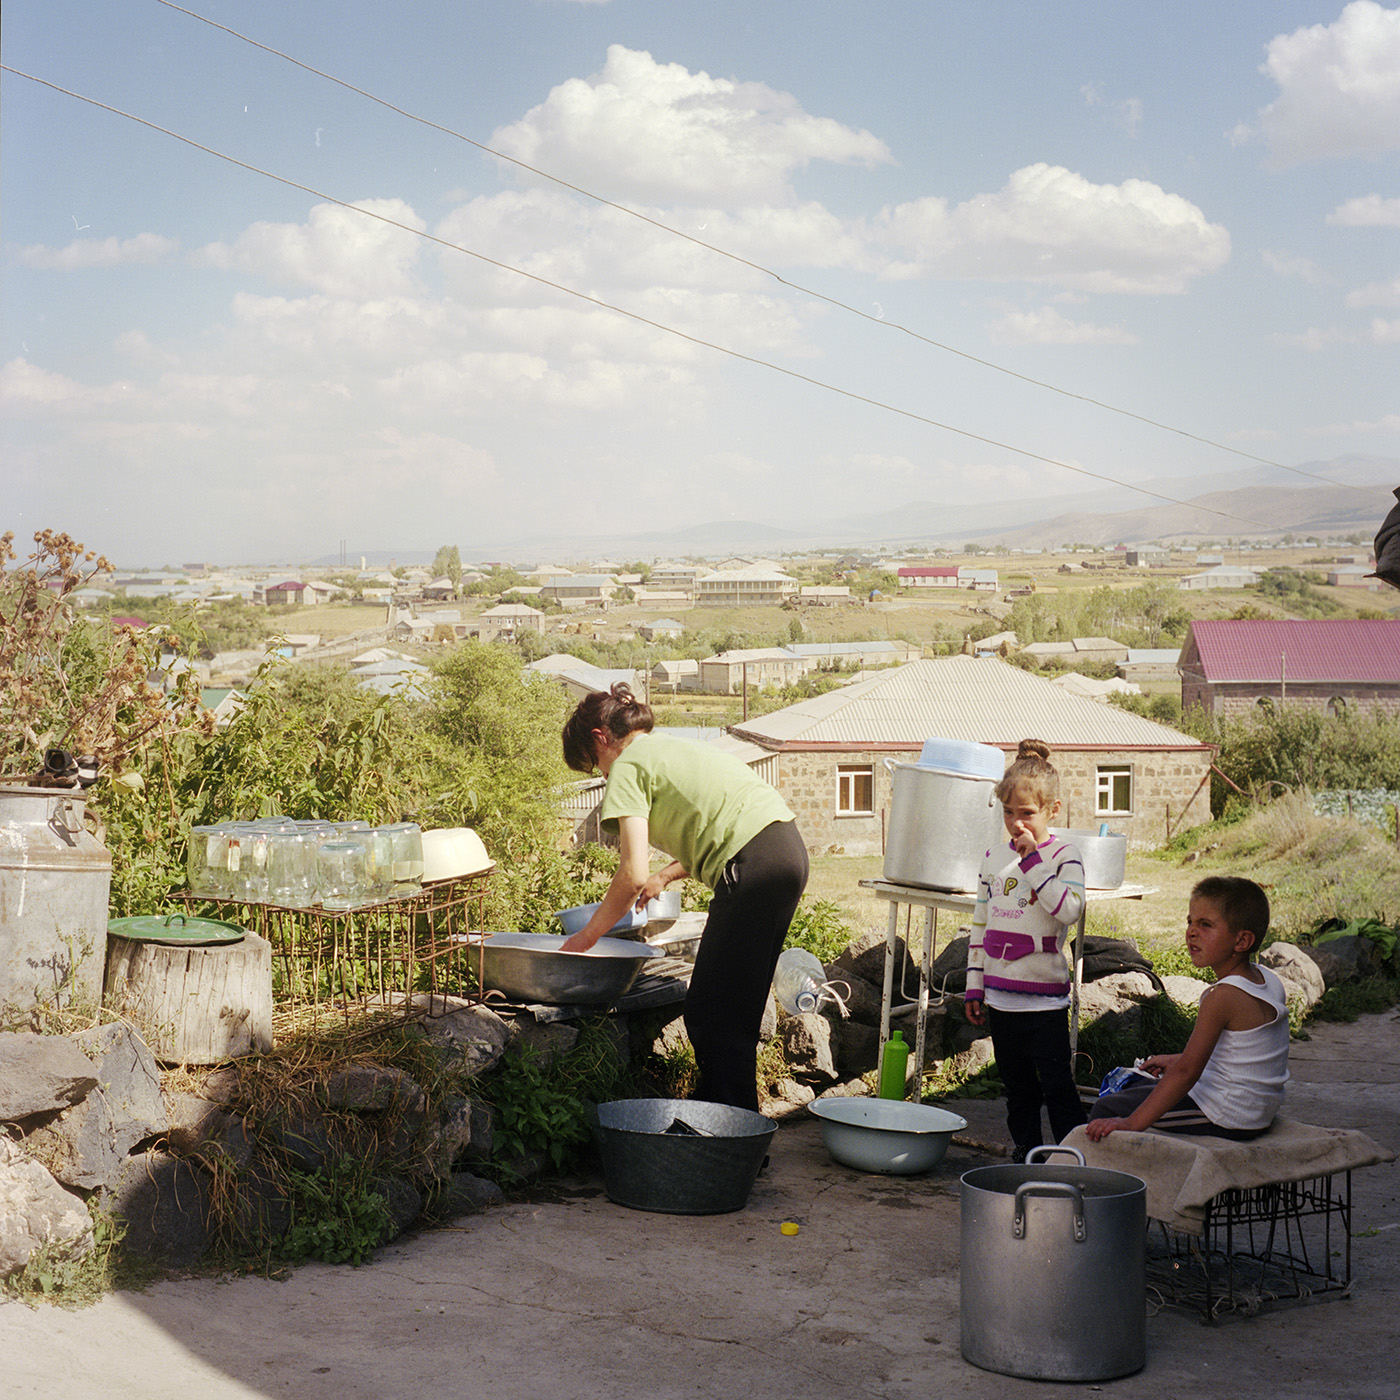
<box><xmin>1181</xmin><ymin>678</ymin><xmax>1400</xmax><ymax>718</ymax></box>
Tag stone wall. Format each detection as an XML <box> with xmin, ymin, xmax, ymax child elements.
<box><xmin>776</xmin><ymin>745</ymin><xmax>1214</xmax><ymax>856</ymax></box>
<box><xmin>1182</xmin><ymin>680</ymin><xmax>1400</xmax><ymax>718</ymax></box>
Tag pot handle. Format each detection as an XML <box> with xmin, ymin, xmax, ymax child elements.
<box><xmin>1026</xmin><ymin>1144</ymin><xmax>1085</xmax><ymax>1167</ymax></box>
<box><xmin>1012</xmin><ymin>1180</ymin><xmax>1087</xmax><ymax>1242</ymax></box>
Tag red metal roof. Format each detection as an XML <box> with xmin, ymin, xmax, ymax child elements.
<box><xmin>1186</xmin><ymin>620</ymin><xmax>1400</xmax><ymax>683</ymax></box>
<box><xmin>897</xmin><ymin>566</ymin><xmax>958</xmax><ymax>578</ymax></box>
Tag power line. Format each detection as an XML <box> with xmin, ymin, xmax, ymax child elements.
<box><xmin>3</xmin><ymin>64</ymin><xmax>1281</xmax><ymax>531</ymax></box>
<box><xmin>153</xmin><ymin>0</ymin><xmax>1366</xmax><ymax>497</ymax></box>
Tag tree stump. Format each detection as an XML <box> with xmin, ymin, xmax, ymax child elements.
<box><xmin>103</xmin><ymin>932</ymin><xmax>274</xmax><ymax>1064</ymax></box>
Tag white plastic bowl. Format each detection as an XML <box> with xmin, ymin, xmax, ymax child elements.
<box><xmin>809</xmin><ymin>1097</ymin><xmax>967</xmax><ymax>1175</ymax></box>
<box><xmin>421</xmin><ymin>828</ymin><xmax>492</xmax><ymax>884</ymax></box>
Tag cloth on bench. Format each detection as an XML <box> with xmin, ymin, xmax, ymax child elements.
<box><xmin>1062</xmin><ymin>1117</ymin><xmax>1394</xmax><ymax>1235</ymax></box>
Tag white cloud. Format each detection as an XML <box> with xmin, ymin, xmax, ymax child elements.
<box><xmin>1245</xmin><ymin>2</ymin><xmax>1400</xmax><ymax>164</ymax></box>
<box><xmin>1328</xmin><ymin>193</ymin><xmax>1400</xmax><ymax>226</ymax></box>
<box><xmin>489</xmin><ymin>45</ymin><xmax>893</xmax><ymax>207</ymax></box>
<box><xmin>1346</xmin><ymin>276</ymin><xmax>1400</xmax><ymax>307</ymax></box>
<box><xmin>1262</xmin><ymin>249</ymin><xmax>1328</xmax><ymax>283</ymax></box>
<box><xmin>1081</xmin><ymin>84</ymin><xmax>1143</xmax><ymax>138</ymax></box>
<box><xmin>1372</xmin><ymin>316</ymin><xmax>1400</xmax><ymax>343</ymax></box>
<box><xmin>871</xmin><ymin>164</ymin><xmax>1229</xmax><ymax>294</ymax></box>
<box><xmin>986</xmin><ymin>306</ymin><xmax>1139</xmax><ymax>346</ymax></box>
<box><xmin>195</xmin><ymin>199</ymin><xmax>426</xmax><ymax>299</ymax></box>
<box><xmin>1273</xmin><ymin>326</ymin><xmax>1357</xmax><ymax>350</ymax></box>
<box><xmin>13</xmin><ymin>234</ymin><xmax>178</xmax><ymax>270</ymax></box>
<box><xmin>1307</xmin><ymin>412</ymin><xmax>1400</xmax><ymax>434</ymax></box>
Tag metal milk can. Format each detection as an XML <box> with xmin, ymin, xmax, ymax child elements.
<box><xmin>0</xmin><ymin>785</ymin><xmax>112</xmax><ymax>1020</ymax></box>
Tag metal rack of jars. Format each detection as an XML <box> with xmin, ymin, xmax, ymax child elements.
<box><xmin>177</xmin><ymin>873</ymin><xmax>492</xmax><ymax>1028</ymax></box>
<box><xmin>179</xmin><ymin>818</ymin><xmax>493</xmax><ymax>1026</ymax></box>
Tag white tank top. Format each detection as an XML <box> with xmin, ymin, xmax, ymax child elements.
<box><xmin>1190</xmin><ymin>966</ymin><xmax>1290</xmax><ymax>1131</ymax></box>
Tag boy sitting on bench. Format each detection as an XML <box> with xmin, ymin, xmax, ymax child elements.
<box><xmin>1085</xmin><ymin>876</ymin><xmax>1289</xmax><ymax>1143</ymax></box>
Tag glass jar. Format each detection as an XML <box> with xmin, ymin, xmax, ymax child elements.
<box><xmin>267</xmin><ymin>828</ymin><xmax>318</xmax><ymax>908</ymax></box>
<box><xmin>382</xmin><ymin>822</ymin><xmax>424</xmax><ymax>899</ymax></box>
<box><xmin>186</xmin><ymin>824</ymin><xmax>229</xmax><ymax>898</ymax></box>
<box><xmin>318</xmin><ymin>839</ymin><xmax>371</xmax><ymax>911</ymax></box>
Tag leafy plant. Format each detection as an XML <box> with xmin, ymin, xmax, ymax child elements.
<box><xmin>785</xmin><ymin>897</ymin><xmax>857</xmax><ymax>963</ymax></box>
<box><xmin>277</xmin><ymin>1160</ymin><xmax>394</xmax><ymax>1266</ymax></box>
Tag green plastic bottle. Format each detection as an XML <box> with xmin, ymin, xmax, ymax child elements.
<box><xmin>878</xmin><ymin>1029</ymin><xmax>909</xmax><ymax>1100</ymax></box>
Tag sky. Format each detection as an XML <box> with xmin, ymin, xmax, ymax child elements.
<box><xmin>3</xmin><ymin>1</ymin><xmax>1399</xmax><ymax>566</ymax></box>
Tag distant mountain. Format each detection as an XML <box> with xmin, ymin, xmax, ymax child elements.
<box><xmin>295</xmin><ymin>454</ymin><xmax>1396</xmax><ymax>566</ymax></box>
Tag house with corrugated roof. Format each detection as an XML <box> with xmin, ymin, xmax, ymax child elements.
<box><xmin>1178</xmin><ymin>619</ymin><xmax>1400</xmax><ymax>717</ymax></box>
<box><xmin>728</xmin><ymin>655</ymin><xmax>1212</xmax><ymax>855</ymax></box>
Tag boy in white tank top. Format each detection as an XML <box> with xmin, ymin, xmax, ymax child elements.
<box><xmin>1085</xmin><ymin>876</ymin><xmax>1290</xmax><ymax>1142</ymax></box>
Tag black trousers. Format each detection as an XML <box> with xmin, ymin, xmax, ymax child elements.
<box><xmin>987</xmin><ymin>1005</ymin><xmax>1088</xmax><ymax>1151</ymax></box>
<box><xmin>684</xmin><ymin>820</ymin><xmax>809</xmax><ymax>1113</ymax></box>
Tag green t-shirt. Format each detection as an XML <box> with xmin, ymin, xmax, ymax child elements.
<box><xmin>598</xmin><ymin>733</ymin><xmax>795</xmax><ymax>890</ymax></box>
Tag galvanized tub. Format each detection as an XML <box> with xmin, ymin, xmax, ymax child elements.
<box><xmin>0</xmin><ymin>785</ymin><xmax>112</xmax><ymax>1019</ymax></box>
<box><xmin>466</xmin><ymin>932</ymin><xmax>659</xmax><ymax>1005</ymax></box>
<box><xmin>594</xmin><ymin>1099</ymin><xmax>775</xmax><ymax>1214</ymax></box>
<box><xmin>882</xmin><ymin>760</ymin><xmax>1002</xmax><ymax>892</ymax></box>
<box><xmin>960</xmin><ymin>1146</ymin><xmax>1146</xmax><ymax>1381</ymax></box>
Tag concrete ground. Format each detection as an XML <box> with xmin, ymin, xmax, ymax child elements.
<box><xmin>4</xmin><ymin>1009</ymin><xmax>1398</xmax><ymax>1400</ymax></box>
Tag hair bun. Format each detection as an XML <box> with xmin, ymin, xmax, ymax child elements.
<box><xmin>1017</xmin><ymin>738</ymin><xmax>1051</xmax><ymax>761</ymax></box>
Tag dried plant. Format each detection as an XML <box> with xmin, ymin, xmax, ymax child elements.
<box><xmin>0</xmin><ymin>528</ymin><xmax>213</xmax><ymax>783</ymax></box>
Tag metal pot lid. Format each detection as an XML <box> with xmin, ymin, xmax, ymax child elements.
<box><xmin>107</xmin><ymin>913</ymin><xmax>246</xmax><ymax>946</ymax></box>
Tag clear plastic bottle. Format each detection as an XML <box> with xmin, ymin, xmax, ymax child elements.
<box><xmin>773</xmin><ymin>948</ymin><xmax>826</xmax><ymax>1014</ymax></box>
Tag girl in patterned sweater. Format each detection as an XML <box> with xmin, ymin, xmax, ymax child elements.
<box><xmin>965</xmin><ymin>739</ymin><xmax>1088</xmax><ymax>1161</ymax></box>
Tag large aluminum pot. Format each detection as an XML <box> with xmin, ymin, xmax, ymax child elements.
<box><xmin>960</xmin><ymin>1146</ymin><xmax>1146</xmax><ymax>1381</ymax></box>
<box><xmin>882</xmin><ymin>760</ymin><xmax>1001</xmax><ymax>892</ymax></box>
<box><xmin>1051</xmin><ymin>827</ymin><xmax>1126</xmax><ymax>890</ymax></box>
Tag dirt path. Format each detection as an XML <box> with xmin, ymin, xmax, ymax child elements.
<box><xmin>4</xmin><ymin>1010</ymin><xmax>1396</xmax><ymax>1400</ymax></box>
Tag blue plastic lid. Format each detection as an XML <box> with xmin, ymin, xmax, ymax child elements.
<box><xmin>916</xmin><ymin>737</ymin><xmax>1004</xmax><ymax>779</ymax></box>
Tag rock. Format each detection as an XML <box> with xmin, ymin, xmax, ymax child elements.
<box><xmin>104</xmin><ymin>1149</ymin><xmax>211</xmax><ymax>1267</ymax></box>
<box><xmin>192</xmin><ymin>1066</ymin><xmax>242</xmax><ymax>1107</ymax></box>
<box><xmin>430</xmin><ymin>1171</ymin><xmax>505</xmax><ymax>1219</ymax></box>
<box><xmin>831</xmin><ymin>928</ymin><xmax>910</xmax><ymax>990</ymax></box>
<box><xmin>1259</xmin><ymin>942</ymin><xmax>1326</xmax><ymax>1009</ymax></box>
<box><xmin>410</xmin><ymin>1000</ymin><xmax>512</xmax><ymax>1076</ymax></box>
<box><xmin>373</xmin><ymin>1174</ymin><xmax>422</xmax><ymax>1239</ymax></box>
<box><xmin>780</xmin><ymin>1011</ymin><xmax>838</xmax><ymax>1084</ymax></box>
<box><xmin>1076</xmin><ymin>980</ymin><xmax>1147</xmax><ymax>1040</ymax></box>
<box><xmin>26</xmin><ymin>1021</ymin><xmax>169</xmax><ymax>1192</ymax></box>
<box><xmin>163</xmin><ymin>1091</ymin><xmax>239</xmax><ymax>1156</ymax></box>
<box><xmin>943</xmin><ymin>1038</ymin><xmax>995</xmax><ymax>1082</ymax></box>
<box><xmin>509</xmin><ymin>1021</ymin><xmax>580</xmax><ymax>1068</ymax></box>
<box><xmin>1160</xmin><ymin>975</ymin><xmax>1209</xmax><ymax>1007</ymax></box>
<box><xmin>324</xmin><ymin>1064</ymin><xmax>427</xmax><ymax>1114</ymax></box>
<box><xmin>0</xmin><ymin>1032</ymin><xmax>99</xmax><ymax>1120</ymax></box>
<box><xmin>831</xmin><ymin>1019</ymin><xmax>879</xmax><ymax>1077</ymax></box>
<box><xmin>767</xmin><ymin>1078</ymin><xmax>815</xmax><ymax>1110</ymax></box>
<box><xmin>458</xmin><ymin>1100</ymin><xmax>496</xmax><ymax>1168</ymax></box>
<box><xmin>760</xmin><ymin>993</ymin><xmax>778</xmax><ymax>1041</ymax></box>
<box><xmin>418</xmin><ymin>1096</ymin><xmax>475</xmax><ymax>1180</ymax></box>
<box><xmin>830</xmin><ymin>972</ymin><xmax>884</xmax><ymax>1025</ymax></box>
<box><xmin>0</xmin><ymin>1138</ymin><xmax>93</xmax><ymax>1280</ymax></box>
<box><xmin>1302</xmin><ymin>935</ymin><xmax>1378</xmax><ymax>988</ymax></box>
<box><xmin>927</xmin><ymin>936</ymin><xmax>971</xmax><ymax>996</ymax></box>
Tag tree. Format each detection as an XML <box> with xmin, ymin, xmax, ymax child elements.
<box><xmin>431</xmin><ymin>545</ymin><xmax>462</xmax><ymax>588</ymax></box>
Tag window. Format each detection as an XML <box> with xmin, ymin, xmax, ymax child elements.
<box><xmin>1096</xmin><ymin>764</ymin><xmax>1133</xmax><ymax>815</ymax></box>
<box><xmin>836</xmin><ymin>764</ymin><xmax>875</xmax><ymax>815</ymax></box>
<box><xmin>1326</xmin><ymin>695</ymin><xmax>1347</xmax><ymax>717</ymax></box>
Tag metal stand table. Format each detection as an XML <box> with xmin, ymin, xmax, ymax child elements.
<box><xmin>859</xmin><ymin>878</ymin><xmax>1156</xmax><ymax>1100</ymax></box>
